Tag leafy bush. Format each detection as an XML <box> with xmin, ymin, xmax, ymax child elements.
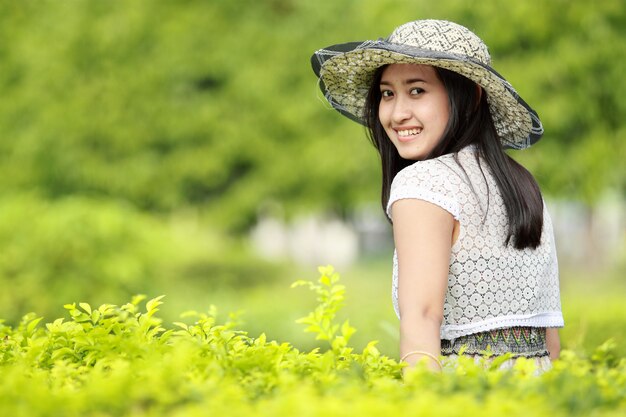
<box><xmin>0</xmin><ymin>194</ymin><xmax>281</xmax><ymax>324</ymax></box>
<box><xmin>0</xmin><ymin>266</ymin><xmax>623</xmax><ymax>417</ymax></box>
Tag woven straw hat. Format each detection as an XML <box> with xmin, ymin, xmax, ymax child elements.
<box><xmin>311</xmin><ymin>20</ymin><xmax>543</xmax><ymax>149</ymax></box>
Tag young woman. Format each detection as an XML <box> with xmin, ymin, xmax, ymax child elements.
<box><xmin>311</xmin><ymin>20</ymin><xmax>564</xmax><ymax>372</ymax></box>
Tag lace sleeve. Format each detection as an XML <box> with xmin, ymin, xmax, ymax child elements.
<box><xmin>385</xmin><ymin>160</ymin><xmax>461</xmax><ymax>221</ymax></box>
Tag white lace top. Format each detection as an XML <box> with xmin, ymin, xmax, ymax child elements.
<box><xmin>387</xmin><ymin>145</ymin><xmax>564</xmax><ymax>340</ymax></box>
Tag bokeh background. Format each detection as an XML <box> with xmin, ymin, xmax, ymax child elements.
<box><xmin>0</xmin><ymin>0</ymin><xmax>624</xmax><ymax>357</ymax></box>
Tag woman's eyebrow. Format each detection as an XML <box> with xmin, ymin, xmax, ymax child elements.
<box><xmin>380</xmin><ymin>78</ymin><xmax>427</xmax><ymax>86</ymax></box>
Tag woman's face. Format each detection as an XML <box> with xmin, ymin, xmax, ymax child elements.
<box><xmin>378</xmin><ymin>64</ymin><xmax>450</xmax><ymax>161</ymax></box>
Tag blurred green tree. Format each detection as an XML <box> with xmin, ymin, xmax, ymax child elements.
<box><xmin>0</xmin><ymin>0</ymin><xmax>623</xmax><ymax>234</ymax></box>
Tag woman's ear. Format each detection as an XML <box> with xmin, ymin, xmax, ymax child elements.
<box><xmin>474</xmin><ymin>84</ymin><xmax>483</xmax><ymax>110</ymax></box>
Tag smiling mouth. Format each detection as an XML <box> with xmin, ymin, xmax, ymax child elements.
<box><xmin>396</xmin><ymin>128</ymin><xmax>422</xmax><ymax>139</ymax></box>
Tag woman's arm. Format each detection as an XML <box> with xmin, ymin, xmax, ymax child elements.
<box><xmin>391</xmin><ymin>199</ymin><xmax>455</xmax><ymax>372</ymax></box>
<box><xmin>546</xmin><ymin>327</ymin><xmax>560</xmax><ymax>361</ymax></box>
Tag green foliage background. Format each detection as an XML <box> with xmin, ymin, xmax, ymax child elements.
<box><xmin>0</xmin><ymin>0</ymin><xmax>624</xmax><ymax>373</ymax></box>
<box><xmin>1</xmin><ymin>0</ymin><xmax>623</xmax><ymax>223</ymax></box>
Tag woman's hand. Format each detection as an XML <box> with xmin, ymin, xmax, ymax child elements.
<box><xmin>546</xmin><ymin>327</ymin><xmax>561</xmax><ymax>361</ymax></box>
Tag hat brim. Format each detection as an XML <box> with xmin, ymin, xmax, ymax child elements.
<box><xmin>311</xmin><ymin>40</ymin><xmax>543</xmax><ymax>150</ymax></box>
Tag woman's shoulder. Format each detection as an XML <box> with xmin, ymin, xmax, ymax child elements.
<box><xmin>394</xmin><ymin>147</ymin><xmax>476</xmax><ymax>184</ymax></box>
<box><xmin>387</xmin><ymin>155</ymin><xmax>460</xmax><ymax>218</ymax></box>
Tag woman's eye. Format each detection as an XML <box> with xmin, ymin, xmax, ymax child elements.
<box><xmin>410</xmin><ymin>87</ymin><xmax>424</xmax><ymax>95</ymax></box>
<box><xmin>381</xmin><ymin>90</ymin><xmax>393</xmax><ymax>98</ymax></box>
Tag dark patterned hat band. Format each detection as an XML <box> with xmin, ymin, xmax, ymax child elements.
<box><xmin>311</xmin><ymin>19</ymin><xmax>543</xmax><ymax>150</ymax></box>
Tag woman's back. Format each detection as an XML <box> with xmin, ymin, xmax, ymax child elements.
<box><xmin>388</xmin><ymin>145</ymin><xmax>563</xmax><ymax>340</ymax></box>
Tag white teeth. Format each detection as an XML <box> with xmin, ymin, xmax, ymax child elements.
<box><xmin>397</xmin><ymin>128</ymin><xmax>421</xmax><ymax>137</ymax></box>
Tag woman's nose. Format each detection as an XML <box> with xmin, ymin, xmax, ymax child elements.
<box><xmin>391</xmin><ymin>96</ymin><xmax>412</xmax><ymax>123</ymax></box>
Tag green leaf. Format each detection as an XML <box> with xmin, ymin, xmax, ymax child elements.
<box><xmin>341</xmin><ymin>320</ymin><xmax>356</xmax><ymax>342</ymax></box>
<box><xmin>90</xmin><ymin>310</ymin><xmax>101</xmax><ymax>324</ymax></box>
<box><xmin>50</xmin><ymin>347</ymin><xmax>76</xmax><ymax>361</ymax></box>
<box><xmin>131</xmin><ymin>295</ymin><xmax>147</xmax><ymax>306</ymax></box>
<box><xmin>173</xmin><ymin>322</ymin><xmax>188</xmax><ymax>330</ymax></box>
<box><xmin>320</xmin><ymin>274</ymin><xmax>331</xmax><ymax>286</ymax></box>
<box><xmin>26</xmin><ymin>317</ymin><xmax>43</xmax><ymax>334</ymax></box>
<box><xmin>79</xmin><ymin>303</ymin><xmax>92</xmax><ymax>315</ymax></box>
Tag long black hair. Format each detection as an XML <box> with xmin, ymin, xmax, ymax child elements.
<box><xmin>364</xmin><ymin>66</ymin><xmax>543</xmax><ymax>249</ymax></box>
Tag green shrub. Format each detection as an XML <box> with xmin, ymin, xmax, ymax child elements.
<box><xmin>0</xmin><ymin>266</ymin><xmax>623</xmax><ymax>417</ymax></box>
<box><xmin>0</xmin><ymin>194</ymin><xmax>281</xmax><ymax>324</ymax></box>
